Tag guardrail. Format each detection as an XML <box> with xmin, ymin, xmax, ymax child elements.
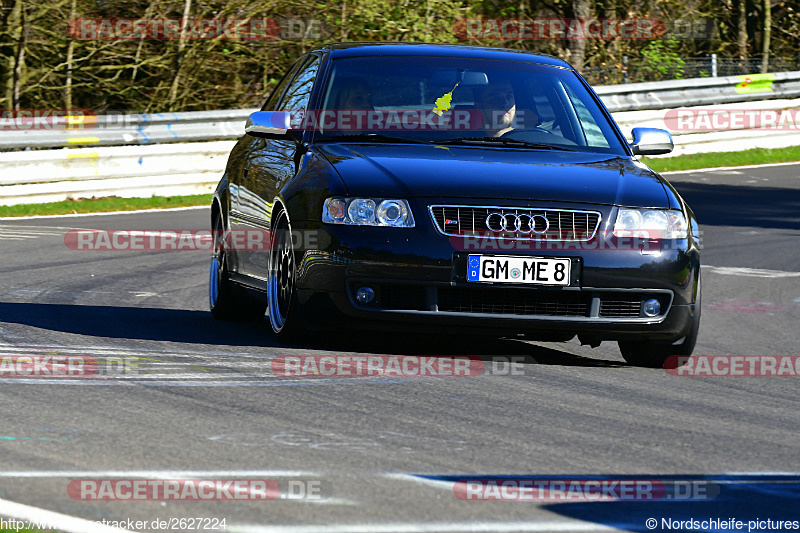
<box><xmin>613</xmin><ymin>97</ymin><xmax>800</xmax><ymax>156</ymax></box>
<box><xmin>0</xmin><ymin>142</ymin><xmax>235</xmax><ymax>206</ymax></box>
<box><xmin>2</xmin><ymin>71</ymin><xmax>799</xmax><ymax>151</ymax></box>
<box><xmin>596</xmin><ymin>70</ymin><xmax>800</xmax><ymax>112</ymax></box>
<box><xmin>2</xmin><ymin>73</ymin><xmax>800</xmax><ymax>207</ymax></box>
<box><xmin>0</xmin><ymin>109</ymin><xmax>254</xmax><ymax>151</ymax></box>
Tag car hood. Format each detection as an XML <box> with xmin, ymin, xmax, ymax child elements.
<box><xmin>317</xmin><ymin>143</ymin><xmax>670</xmax><ymax>208</ymax></box>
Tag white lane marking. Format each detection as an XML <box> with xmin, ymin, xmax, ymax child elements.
<box><xmin>0</xmin><ymin>342</ymin><xmax>424</xmax><ymax>362</ymax></box>
<box><xmin>385</xmin><ymin>473</ymin><xmax>454</xmax><ymax>490</ymax></box>
<box><xmin>227</xmin><ymin>521</ymin><xmax>620</xmax><ymax>533</ymax></box>
<box><xmin>0</xmin><ymin>224</ymin><xmax>80</xmax><ymax>230</ymax></box>
<box><xmin>704</xmin><ymin>265</ymin><xmax>800</xmax><ymax>278</ymax></box>
<box><xmin>661</xmin><ymin>160</ymin><xmax>800</xmax><ymax>175</ymax></box>
<box><xmin>0</xmin><ymin>377</ymin><xmax>413</xmax><ymax>387</ymax></box>
<box><xmin>0</xmin><ymin>343</ymin><xmax>421</xmax><ymax>386</ymax></box>
<box><xmin>0</xmin><ymin>229</ymin><xmax>68</xmax><ymax>236</ymax></box>
<box><xmin>0</xmin><ymin>205</ymin><xmax>207</xmax><ymax>221</ymax></box>
<box><xmin>0</xmin><ymin>288</ymin><xmax>164</xmax><ymax>298</ymax></box>
<box><xmin>388</xmin><ymin>472</ymin><xmax>800</xmax><ymax>489</ymax></box>
<box><xmin>0</xmin><ymin>470</ymin><xmax>315</xmax><ymax>477</ymax></box>
<box><xmin>0</xmin><ymin>343</ymin><xmax>268</xmax><ymax>358</ymax></box>
<box><xmin>0</xmin><ymin>496</ymin><xmax>135</xmax><ymax>533</ymax></box>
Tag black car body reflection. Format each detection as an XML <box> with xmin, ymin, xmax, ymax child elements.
<box><xmin>209</xmin><ymin>42</ymin><xmax>700</xmax><ymax>367</ymax></box>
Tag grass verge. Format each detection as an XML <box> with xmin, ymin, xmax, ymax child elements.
<box><xmin>0</xmin><ymin>194</ymin><xmax>212</xmax><ymax>218</ymax></box>
<box><xmin>642</xmin><ymin>145</ymin><xmax>800</xmax><ymax>173</ymax></box>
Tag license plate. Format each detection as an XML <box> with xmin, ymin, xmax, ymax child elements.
<box><xmin>467</xmin><ymin>255</ymin><xmax>571</xmax><ymax>286</ymax></box>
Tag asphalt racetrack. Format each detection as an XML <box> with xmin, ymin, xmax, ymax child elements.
<box><xmin>0</xmin><ymin>162</ymin><xmax>799</xmax><ymax>532</ymax></box>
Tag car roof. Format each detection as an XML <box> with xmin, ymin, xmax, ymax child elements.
<box><xmin>316</xmin><ymin>42</ymin><xmax>573</xmax><ymax>70</ymax></box>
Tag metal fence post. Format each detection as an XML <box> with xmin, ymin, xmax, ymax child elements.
<box><xmin>711</xmin><ymin>54</ymin><xmax>718</xmax><ymax>77</ymax></box>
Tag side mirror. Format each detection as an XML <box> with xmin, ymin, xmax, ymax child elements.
<box><xmin>245</xmin><ymin>111</ymin><xmax>299</xmax><ymax>140</ymax></box>
<box><xmin>630</xmin><ymin>127</ymin><xmax>673</xmax><ymax>155</ymax></box>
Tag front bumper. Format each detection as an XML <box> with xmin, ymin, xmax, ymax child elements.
<box><xmin>291</xmin><ymin>211</ymin><xmax>700</xmax><ymax>341</ymax></box>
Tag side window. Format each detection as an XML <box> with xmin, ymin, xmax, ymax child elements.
<box><xmin>261</xmin><ymin>58</ymin><xmax>305</xmax><ymax>111</ymax></box>
<box><xmin>563</xmin><ymin>84</ymin><xmax>611</xmax><ymax>148</ymax></box>
<box><xmin>277</xmin><ymin>55</ymin><xmax>321</xmax><ymax>127</ymax></box>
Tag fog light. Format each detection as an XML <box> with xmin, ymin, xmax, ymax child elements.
<box><xmin>643</xmin><ymin>298</ymin><xmax>661</xmax><ymax>317</ymax></box>
<box><xmin>355</xmin><ymin>286</ymin><xmax>375</xmax><ymax>305</ymax></box>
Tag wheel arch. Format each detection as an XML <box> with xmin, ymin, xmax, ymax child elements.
<box><xmin>269</xmin><ymin>196</ymin><xmax>290</xmax><ymax>231</ymax></box>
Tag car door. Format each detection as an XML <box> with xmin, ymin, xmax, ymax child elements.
<box><xmin>228</xmin><ymin>57</ymin><xmax>304</xmax><ymax>276</ymax></box>
<box><xmin>236</xmin><ymin>54</ymin><xmax>321</xmax><ymax>280</ymax></box>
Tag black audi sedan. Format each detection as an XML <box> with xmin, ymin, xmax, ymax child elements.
<box><xmin>209</xmin><ymin>42</ymin><xmax>701</xmax><ymax>368</ymax></box>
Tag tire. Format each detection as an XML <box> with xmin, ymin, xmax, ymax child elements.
<box><xmin>267</xmin><ymin>208</ymin><xmax>304</xmax><ymax>342</ymax></box>
<box><xmin>619</xmin><ymin>277</ymin><xmax>702</xmax><ymax>369</ymax></box>
<box><xmin>209</xmin><ymin>212</ymin><xmax>264</xmax><ymax>321</ymax></box>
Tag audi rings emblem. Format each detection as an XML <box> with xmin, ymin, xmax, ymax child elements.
<box><xmin>485</xmin><ymin>212</ymin><xmax>549</xmax><ymax>234</ymax></box>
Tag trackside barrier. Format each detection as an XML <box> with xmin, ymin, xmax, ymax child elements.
<box><xmin>595</xmin><ymin>71</ymin><xmax>800</xmax><ymax>111</ymax></box>
<box><xmin>2</xmin><ymin>72</ymin><xmax>798</xmax><ymax>151</ymax></box>
<box><xmin>2</xmin><ymin>72</ymin><xmax>800</xmax><ymax>206</ymax></box>
<box><xmin>613</xmin><ymin>97</ymin><xmax>800</xmax><ymax>157</ymax></box>
<box><xmin>0</xmin><ymin>109</ymin><xmax>254</xmax><ymax>150</ymax></box>
<box><xmin>0</xmin><ymin>141</ymin><xmax>235</xmax><ymax>206</ymax></box>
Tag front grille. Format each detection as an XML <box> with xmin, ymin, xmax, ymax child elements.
<box><xmin>599</xmin><ymin>295</ymin><xmax>643</xmax><ymax>317</ymax></box>
<box><xmin>438</xmin><ymin>287</ymin><xmax>591</xmax><ymax>317</ymax></box>
<box><xmin>430</xmin><ymin>205</ymin><xmax>601</xmax><ymax>241</ymax></box>
<box><xmin>377</xmin><ymin>284</ymin><xmax>427</xmax><ymax>310</ymax></box>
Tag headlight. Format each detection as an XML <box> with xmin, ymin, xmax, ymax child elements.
<box><xmin>322</xmin><ymin>198</ymin><xmax>415</xmax><ymax>227</ymax></box>
<box><xmin>613</xmin><ymin>208</ymin><xmax>687</xmax><ymax>239</ymax></box>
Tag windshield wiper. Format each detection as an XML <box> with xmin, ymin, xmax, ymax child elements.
<box><xmin>434</xmin><ymin>137</ymin><xmax>574</xmax><ymax>151</ymax></box>
<box><xmin>317</xmin><ymin>133</ymin><xmax>427</xmax><ymax>144</ymax></box>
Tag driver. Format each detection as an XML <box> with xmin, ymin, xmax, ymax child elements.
<box><xmin>473</xmin><ymin>79</ymin><xmax>517</xmax><ymax>137</ymax></box>
<box><xmin>334</xmin><ymin>77</ymin><xmax>373</xmax><ymax>110</ymax></box>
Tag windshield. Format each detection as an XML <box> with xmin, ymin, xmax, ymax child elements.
<box><xmin>310</xmin><ymin>55</ymin><xmax>626</xmax><ymax>154</ymax></box>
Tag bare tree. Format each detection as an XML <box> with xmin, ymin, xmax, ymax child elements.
<box><xmin>760</xmin><ymin>0</ymin><xmax>771</xmax><ymax>72</ymax></box>
<box><xmin>168</xmin><ymin>0</ymin><xmax>192</xmax><ymax>109</ymax></box>
<box><xmin>737</xmin><ymin>0</ymin><xmax>747</xmax><ymax>60</ymax></box>
<box><xmin>11</xmin><ymin>0</ymin><xmax>25</xmax><ymax>111</ymax></box>
<box><xmin>64</xmin><ymin>0</ymin><xmax>76</xmax><ymax>110</ymax></box>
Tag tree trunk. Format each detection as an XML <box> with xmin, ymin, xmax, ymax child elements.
<box><xmin>168</xmin><ymin>0</ymin><xmax>192</xmax><ymax>110</ymax></box>
<box><xmin>568</xmin><ymin>0</ymin><xmax>591</xmax><ymax>71</ymax></box>
<box><xmin>3</xmin><ymin>0</ymin><xmax>22</xmax><ymax>108</ymax></box>
<box><xmin>738</xmin><ymin>0</ymin><xmax>748</xmax><ymax>60</ymax></box>
<box><xmin>132</xmin><ymin>0</ymin><xmax>159</xmax><ymax>82</ymax></box>
<box><xmin>11</xmin><ymin>1</ymin><xmax>25</xmax><ymax>111</ymax></box>
<box><xmin>340</xmin><ymin>1</ymin><xmax>347</xmax><ymax>42</ymax></box>
<box><xmin>64</xmin><ymin>0</ymin><xmax>76</xmax><ymax>110</ymax></box>
<box><xmin>760</xmin><ymin>0</ymin><xmax>771</xmax><ymax>73</ymax></box>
